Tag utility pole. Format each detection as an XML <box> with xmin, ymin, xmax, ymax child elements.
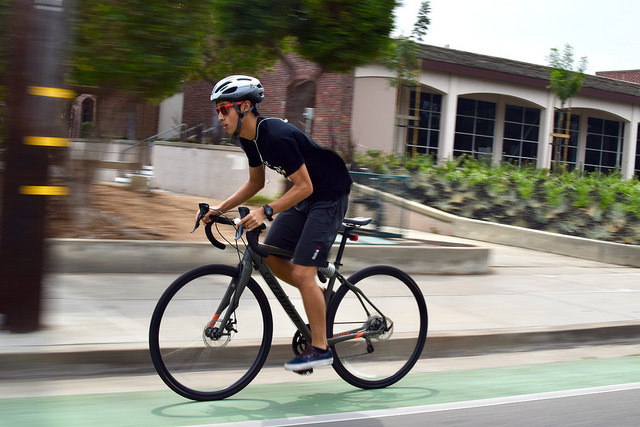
<box><xmin>0</xmin><ymin>0</ymin><xmax>72</xmax><ymax>332</ymax></box>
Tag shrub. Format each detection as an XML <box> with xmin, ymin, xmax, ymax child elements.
<box><xmin>352</xmin><ymin>151</ymin><xmax>640</xmax><ymax>244</ymax></box>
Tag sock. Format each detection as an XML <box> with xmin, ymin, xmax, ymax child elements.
<box><xmin>312</xmin><ymin>345</ymin><xmax>330</xmax><ymax>354</ymax></box>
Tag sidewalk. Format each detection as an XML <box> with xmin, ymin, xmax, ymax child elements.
<box><xmin>1</xmin><ymin>231</ymin><xmax>640</xmax><ymax>378</ymax></box>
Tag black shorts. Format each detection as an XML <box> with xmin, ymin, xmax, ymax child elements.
<box><xmin>263</xmin><ymin>194</ymin><xmax>349</xmax><ymax>267</ymax></box>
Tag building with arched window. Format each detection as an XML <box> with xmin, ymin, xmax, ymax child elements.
<box><xmin>351</xmin><ymin>44</ymin><xmax>640</xmax><ymax>179</ymax></box>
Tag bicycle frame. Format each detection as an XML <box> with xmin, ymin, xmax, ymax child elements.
<box><xmin>206</xmin><ymin>223</ymin><xmax>391</xmax><ymax>348</ymax></box>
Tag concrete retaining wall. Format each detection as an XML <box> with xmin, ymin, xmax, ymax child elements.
<box><xmin>150</xmin><ymin>142</ymin><xmax>283</xmax><ymax>201</ymax></box>
<box><xmin>47</xmin><ymin>238</ymin><xmax>490</xmax><ymax>275</ymax></box>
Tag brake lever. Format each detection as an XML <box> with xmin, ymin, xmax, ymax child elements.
<box><xmin>235</xmin><ymin>206</ymin><xmax>250</xmax><ymax>240</ymax></box>
<box><xmin>191</xmin><ymin>202</ymin><xmax>210</xmax><ymax>233</ymax></box>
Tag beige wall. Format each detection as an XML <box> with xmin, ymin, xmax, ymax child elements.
<box><xmin>351</xmin><ymin>70</ymin><xmax>397</xmax><ymax>154</ymax></box>
<box><xmin>157</xmin><ymin>93</ymin><xmax>184</xmax><ymax>138</ymax></box>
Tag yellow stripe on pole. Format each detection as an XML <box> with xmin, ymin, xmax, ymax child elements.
<box><xmin>24</xmin><ymin>136</ymin><xmax>70</xmax><ymax>147</ymax></box>
<box><xmin>28</xmin><ymin>86</ymin><xmax>75</xmax><ymax>99</ymax></box>
<box><xmin>19</xmin><ymin>186</ymin><xmax>69</xmax><ymax>196</ymax></box>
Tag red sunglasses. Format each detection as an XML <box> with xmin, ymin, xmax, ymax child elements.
<box><xmin>216</xmin><ymin>101</ymin><xmax>244</xmax><ymax>116</ymax></box>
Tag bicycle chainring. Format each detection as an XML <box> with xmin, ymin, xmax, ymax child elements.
<box><xmin>291</xmin><ymin>324</ymin><xmax>310</xmax><ymax>356</ymax></box>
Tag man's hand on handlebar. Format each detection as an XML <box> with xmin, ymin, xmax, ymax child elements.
<box><xmin>201</xmin><ymin>207</ymin><xmax>222</xmax><ymax>224</ymax></box>
<box><xmin>237</xmin><ymin>208</ymin><xmax>268</xmax><ymax>232</ymax></box>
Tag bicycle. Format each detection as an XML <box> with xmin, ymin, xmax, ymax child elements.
<box><xmin>149</xmin><ymin>203</ymin><xmax>428</xmax><ymax>401</ymax></box>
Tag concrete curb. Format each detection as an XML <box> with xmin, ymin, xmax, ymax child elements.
<box><xmin>46</xmin><ymin>238</ymin><xmax>491</xmax><ymax>275</ymax></box>
<box><xmin>3</xmin><ymin>323</ymin><xmax>639</xmax><ymax>380</ymax></box>
<box><xmin>356</xmin><ymin>183</ymin><xmax>640</xmax><ymax>268</ymax></box>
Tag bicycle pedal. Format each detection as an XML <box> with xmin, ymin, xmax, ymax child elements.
<box><xmin>293</xmin><ymin>368</ymin><xmax>314</xmax><ymax>376</ymax></box>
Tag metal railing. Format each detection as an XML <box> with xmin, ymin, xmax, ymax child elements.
<box><xmin>348</xmin><ymin>171</ymin><xmax>410</xmax><ymax>238</ymax></box>
<box><xmin>119</xmin><ymin>123</ymin><xmax>186</xmax><ymax>165</ymax></box>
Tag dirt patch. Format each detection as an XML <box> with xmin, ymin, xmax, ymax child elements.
<box><xmin>47</xmin><ymin>183</ymin><xmax>260</xmax><ymax>242</ymax></box>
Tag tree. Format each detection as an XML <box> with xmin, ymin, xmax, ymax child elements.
<box><xmin>205</xmin><ymin>0</ymin><xmax>398</xmax><ymax>77</ymax></box>
<box><xmin>547</xmin><ymin>44</ymin><xmax>588</xmax><ymax>108</ymax></box>
<box><xmin>546</xmin><ymin>44</ymin><xmax>588</xmax><ymax>172</ymax></box>
<box><xmin>72</xmin><ymin>0</ymin><xmax>216</xmax><ymax>103</ymax></box>
<box><xmin>380</xmin><ymin>1</ymin><xmax>431</xmax><ymax>157</ymax></box>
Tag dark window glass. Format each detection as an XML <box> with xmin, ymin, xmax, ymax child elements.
<box><xmin>454</xmin><ymin>133</ymin><xmax>473</xmax><ymax>151</ymax></box>
<box><xmin>477</xmin><ymin>101</ymin><xmax>496</xmax><ymax>119</ymax></box>
<box><xmin>588</xmin><ymin>117</ymin><xmax>603</xmax><ymax>134</ymax></box>
<box><xmin>524</xmin><ymin>108</ymin><xmax>540</xmax><ymax>125</ymax></box>
<box><xmin>504</xmin><ymin>122</ymin><xmax>521</xmax><ymax>139</ymax></box>
<box><xmin>503</xmin><ymin>140</ymin><xmax>520</xmax><ymax>156</ymax></box>
<box><xmin>586</xmin><ymin>134</ymin><xmax>601</xmax><ymax>150</ymax></box>
<box><xmin>505</xmin><ymin>105</ymin><xmax>522</xmax><ymax>122</ymax></box>
<box><xmin>604</xmin><ymin>120</ymin><xmax>620</xmax><ymax>136</ymax></box>
<box><xmin>456</xmin><ymin>116</ymin><xmax>475</xmax><ymax>133</ymax></box>
<box><xmin>476</xmin><ymin>119</ymin><xmax>494</xmax><ymax>136</ymax></box>
<box><xmin>457</xmin><ymin>98</ymin><xmax>475</xmax><ymax>116</ymax></box>
<box><xmin>585</xmin><ymin>149</ymin><xmax>600</xmax><ymax>165</ymax></box>
<box><xmin>602</xmin><ymin>136</ymin><xmax>619</xmax><ymax>152</ymax></box>
<box><xmin>522</xmin><ymin>142</ymin><xmax>537</xmax><ymax>157</ymax></box>
<box><xmin>503</xmin><ymin>104</ymin><xmax>540</xmax><ymax>167</ymax></box>
<box><xmin>523</xmin><ymin>125</ymin><xmax>539</xmax><ymax>141</ymax></box>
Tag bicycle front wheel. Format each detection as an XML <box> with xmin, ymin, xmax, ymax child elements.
<box><xmin>149</xmin><ymin>264</ymin><xmax>273</xmax><ymax>401</ymax></box>
<box><xmin>327</xmin><ymin>265</ymin><xmax>428</xmax><ymax>389</ymax></box>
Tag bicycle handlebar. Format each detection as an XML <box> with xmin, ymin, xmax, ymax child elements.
<box><xmin>192</xmin><ymin>202</ymin><xmax>268</xmax><ymax>257</ymax></box>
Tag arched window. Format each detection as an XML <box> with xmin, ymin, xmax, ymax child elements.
<box><xmin>81</xmin><ymin>97</ymin><xmax>94</xmax><ymax>123</ymax></box>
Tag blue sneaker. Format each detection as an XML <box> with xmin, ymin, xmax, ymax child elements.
<box><xmin>284</xmin><ymin>346</ymin><xmax>333</xmax><ymax>371</ymax></box>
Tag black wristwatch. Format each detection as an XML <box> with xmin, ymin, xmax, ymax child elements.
<box><xmin>263</xmin><ymin>204</ymin><xmax>274</xmax><ymax>221</ymax></box>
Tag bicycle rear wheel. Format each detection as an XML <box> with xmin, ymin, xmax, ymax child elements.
<box><xmin>327</xmin><ymin>265</ymin><xmax>428</xmax><ymax>389</ymax></box>
<box><xmin>149</xmin><ymin>264</ymin><xmax>273</xmax><ymax>401</ymax></box>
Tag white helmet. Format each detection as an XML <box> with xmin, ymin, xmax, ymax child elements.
<box><xmin>210</xmin><ymin>75</ymin><xmax>264</xmax><ymax>104</ymax></box>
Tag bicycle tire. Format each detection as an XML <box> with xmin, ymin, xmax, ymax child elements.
<box><xmin>149</xmin><ymin>264</ymin><xmax>273</xmax><ymax>401</ymax></box>
<box><xmin>327</xmin><ymin>265</ymin><xmax>428</xmax><ymax>389</ymax></box>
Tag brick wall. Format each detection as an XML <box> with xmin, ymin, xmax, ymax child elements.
<box><xmin>595</xmin><ymin>70</ymin><xmax>640</xmax><ymax>84</ymax></box>
<box><xmin>181</xmin><ymin>80</ymin><xmax>215</xmax><ymax>130</ymax></box>
<box><xmin>181</xmin><ymin>53</ymin><xmax>355</xmax><ymax>158</ymax></box>
<box><xmin>87</xmin><ymin>95</ymin><xmax>158</xmax><ymax>140</ymax></box>
<box><xmin>259</xmin><ymin>53</ymin><xmax>354</xmax><ymax>157</ymax></box>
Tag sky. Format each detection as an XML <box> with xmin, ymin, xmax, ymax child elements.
<box><xmin>393</xmin><ymin>0</ymin><xmax>639</xmax><ymax>75</ymax></box>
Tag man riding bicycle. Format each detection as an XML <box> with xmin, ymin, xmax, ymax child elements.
<box><xmin>202</xmin><ymin>75</ymin><xmax>352</xmax><ymax>371</ymax></box>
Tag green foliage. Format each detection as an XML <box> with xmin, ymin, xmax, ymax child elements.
<box><xmin>72</xmin><ymin>0</ymin><xmax>216</xmax><ymax>102</ymax></box>
<box><xmin>353</xmin><ymin>150</ymin><xmax>640</xmax><ymax>244</ymax></box>
<box><xmin>547</xmin><ymin>44</ymin><xmax>588</xmax><ymax>107</ymax></box>
<box><xmin>382</xmin><ymin>1</ymin><xmax>430</xmax><ymax>87</ymax></box>
<box><xmin>379</xmin><ymin>36</ymin><xmax>422</xmax><ymax>86</ymax></box>
<box><xmin>297</xmin><ymin>0</ymin><xmax>398</xmax><ymax>73</ymax></box>
<box><xmin>511</xmin><ymin>169</ymin><xmax>536</xmax><ymax>200</ymax></box>
<box><xmin>210</xmin><ymin>0</ymin><xmax>398</xmax><ymax>75</ymax></box>
<box><xmin>411</xmin><ymin>1</ymin><xmax>431</xmax><ymax>42</ymax></box>
<box><xmin>542</xmin><ymin>178</ymin><xmax>565</xmax><ymax>207</ymax></box>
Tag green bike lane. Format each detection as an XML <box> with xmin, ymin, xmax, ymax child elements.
<box><xmin>2</xmin><ymin>355</ymin><xmax>639</xmax><ymax>426</ymax></box>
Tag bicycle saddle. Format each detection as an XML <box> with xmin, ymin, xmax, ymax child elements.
<box><xmin>343</xmin><ymin>217</ymin><xmax>372</xmax><ymax>227</ymax></box>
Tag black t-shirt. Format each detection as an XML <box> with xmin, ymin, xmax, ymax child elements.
<box><xmin>239</xmin><ymin>117</ymin><xmax>352</xmax><ymax>201</ymax></box>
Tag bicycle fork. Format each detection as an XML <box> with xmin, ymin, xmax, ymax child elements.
<box><xmin>203</xmin><ymin>259</ymin><xmax>253</xmax><ymax>344</ymax></box>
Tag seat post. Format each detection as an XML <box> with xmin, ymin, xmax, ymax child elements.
<box><xmin>333</xmin><ymin>226</ymin><xmax>354</xmax><ymax>267</ymax></box>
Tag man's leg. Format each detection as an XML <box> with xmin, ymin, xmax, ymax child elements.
<box><xmin>290</xmin><ymin>263</ymin><xmax>328</xmax><ymax>350</ymax></box>
<box><xmin>265</xmin><ymin>256</ymin><xmax>327</xmax><ymax>350</ymax></box>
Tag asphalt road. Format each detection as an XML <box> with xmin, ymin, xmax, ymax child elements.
<box><xmin>297</xmin><ymin>386</ymin><xmax>640</xmax><ymax>427</ymax></box>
